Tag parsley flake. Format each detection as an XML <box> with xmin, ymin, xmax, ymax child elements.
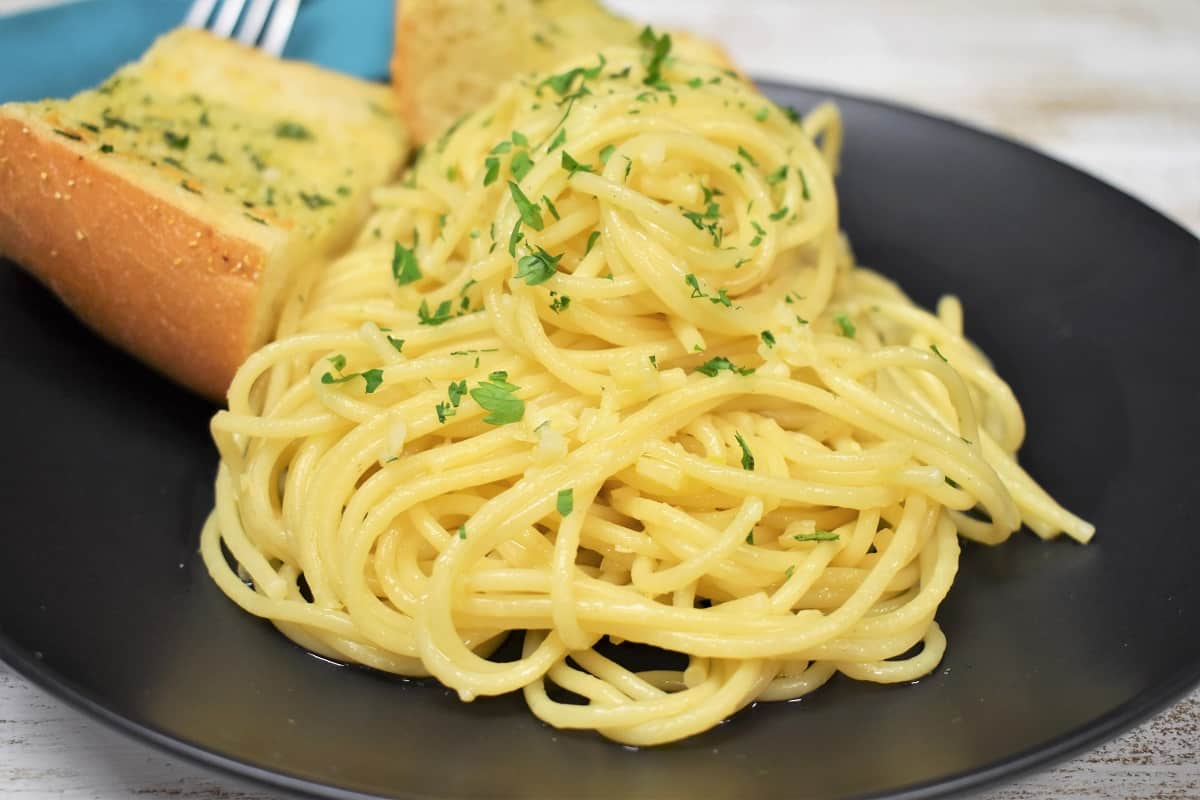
<box><xmin>391</xmin><ymin>239</ymin><xmax>421</xmax><ymax>286</ymax></box>
<box><xmin>696</xmin><ymin>356</ymin><xmax>755</xmax><ymax>377</ymax></box>
<box><xmin>794</xmin><ymin>531</ymin><xmax>840</xmax><ymax>542</ymax></box>
<box><xmin>511</xmin><ymin>150</ymin><xmax>534</xmax><ymax>181</ymax></box>
<box><xmin>483</xmin><ymin>156</ymin><xmax>500</xmax><ymax>185</ymax></box>
<box><xmin>470</xmin><ymin>375</ymin><xmax>525</xmax><ymax>425</ymax></box>
<box><xmin>163</xmin><ymin>130</ymin><xmax>189</xmax><ymax>150</ymax></box>
<box><xmin>561</xmin><ymin>150</ymin><xmax>594</xmax><ymax>175</ymax></box>
<box><xmin>931</xmin><ymin>344</ymin><xmax>949</xmax><ymax>362</ymax></box>
<box><xmin>508</xmin><ymin>182</ymin><xmax>544</xmax><ymax>231</ymax></box>
<box><xmin>418</xmin><ymin>298</ymin><xmax>454</xmax><ymax>326</ymax></box>
<box><xmin>557</xmin><ymin>488</ymin><xmax>574</xmax><ymax>516</ymax></box>
<box><xmin>515</xmin><ymin>247</ymin><xmax>563</xmax><ymax>285</ymax></box>
<box><xmin>761</xmin><ymin>330</ymin><xmax>776</xmax><ymax>347</ymax></box>
<box><xmin>274</xmin><ymin>121</ymin><xmax>313</xmax><ymax>140</ymax></box>
<box><xmin>834</xmin><ymin>313</ymin><xmax>856</xmax><ymax>338</ymax></box>
<box><xmin>734</xmin><ymin>432</ymin><xmax>755</xmax><ymax>470</ymax></box>
<box><xmin>639</xmin><ymin>26</ymin><xmax>673</xmax><ymax>88</ymax></box>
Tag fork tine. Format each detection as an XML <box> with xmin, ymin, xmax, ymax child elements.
<box><xmin>183</xmin><ymin>0</ymin><xmax>219</xmax><ymax>28</ymax></box>
<box><xmin>260</xmin><ymin>0</ymin><xmax>300</xmax><ymax>57</ymax></box>
<box><xmin>235</xmin><ymin>0</ymin><xmax>275</xmax><ymax>46</ymax></box>
<box><xmin>211</xmin><ymin>0</ymin><xmax>248</xmax><ymax>38</ymax></box>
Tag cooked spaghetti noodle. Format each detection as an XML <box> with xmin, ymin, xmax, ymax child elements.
<box><xmin>201</xmin><ymin>40</ymin><xmax>1093</xmax><ymax>745</ymax></box>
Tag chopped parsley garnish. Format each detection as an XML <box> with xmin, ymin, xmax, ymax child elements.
<box><xmin>448</xmin><ymin>379</ymin><xmax>468</xmax><ymax>408</ymax></box>
<box><xmin>360</xmin><ymin>369</ymin><xmax>384</xmax><ymax>393</ymax></box>
<box><xmin>598</xmin><ymin>144</ymin><xmax>616</xmax><ymax>164</ymax></box>
<box><xmin>834</xmin><ymin>313</ymin><xmax>856</xmax><ymax>338</ymax></box>
<box><xmin>299</xmin><ymin>192</ymin><xmax>333</xmax><ymax>209</ymax></box>
<box><xmin>682</xmin><ymin>202</ymin><xmax>720</xmax><ymax>229</ymax></box>
<box><xmin>391</xmin><ymin>239</ymin><xmax>421</xmax><ymax>286</ymax></box>
<box><xmin>639</xmin><ymin>26</ymin><xmax>673</xmax><ymax>89</ymax></box>
<box><xmin>768</xmin><ymin>206</ymin><xmax>789</xmax><ymax>221</ymax></box>
<box><xmin>684</xmin><ymin>274</ymin><xmax>733</xmax><ymax>306</ymax></box>
<box><xmin>794</xmin><ymin>531</ymin><xmax>839</xmax><ymax>542</ymax></box>
<box><xmin>511</xmin><ymin>150</ymin><xmax>534</xmax><ymax>181</ymax></box>
<box><xmin>508</xmin><ymin>219</ymin><xmax>524</xmax><ymax>257</ymax></box>
<box><xmin>483</xmin><ymin>156</ymin><xmax>500</xmax><ymax>186</ymax></box>
<box><xmin>179</xmin><ymin>180</ymin><xmax>200</xmax><ymax>195</ymax></box>
<box><xmin>163</xmin><ymin>130</ymin><xmax>189</xmax><ymax>150</ymax></box>
<box><xmin>542</xmin><ymin>195</ymin><xmax>560</xmax><ymax>220</ymax></box>
<box><xmin>98</xmin><ymin>143</ymin><xmax>114</xmax><ymax>153</ymax></box>
<box><xmin>547</xmin><ymin>128</ymin><xmax>567</xmax><ymax>153</ymax></box>
<box><xmin>798</xmin><ymin>167</ymin><xmax>811</xmax><ymax>201</ymax></box>
<box><xmin>491</xmin><ymin>141</ymin><xmax>512</xmax><ymax>155</ymax></box>
<box><xmin>766</xmin><ymin>165</ymin><xmax>788</xmax><ymax>185</ymax></box>
<box><xmin>761</xmin><ymin>330</ymin><xmax>776</xmax><ymax>347</ymax></box>
<box><xmin>687</xmin><ymin>77</ymin><xmax>703</xmax><ymax>88</ymax></box>
<box><xmin>736</xmin><ymin>145</ymin><xmax>758</xmax><ymax>167</ymax></box>
<box><xmin>539</xmin><ymin>53</ymin><xmax>606</xmax><ymax>97</ymax></box>
<box><xmin>435</xmin><ymin>402</ymin><xmax>455</xmax><ymax>423</ymax></box>
<box><xmin>320</xmin><ymin>354</ymin><xmax>384</xmax><ymax>394</ymax></box>
<box><xmin>274</xmin><ymin>121</ymin><xmax>313</xmax><ymax>140</ymax></box>
<box><xmin>457</xmin><ymin>524</ymin><xmax>467</xmax><ymax>540</ymax></box>
<box><xmin>755</xmin><ymin>107</ymin><xmax>769</xmax><ymax>122</ymax></box>
<box><xmin>585</xmin><ymin>231</ymin><xmax>601</xmax><ymax>254</ymax></box>
<box><xmin>550</xmin><ymin>293</ymin><xmax>571</xmax><ymax>313</ymax></box>
<box><xmin>931</xmin><ymin>344</ymin><xmax>949</xmax><ymax>362</ymax></box>
<box><xmin>557</xmin><ymin>488</ymin><xmax>574</xmax><ymax>516</ymax></box>
<box><xmin>945</xmin><ymin>476</ymin><xmax>962</xmax><ymax>489</ymax></box>
<box><xmin>470</xmin><ymin>373</ymin><xmax>525</xmax><ymax>425</ymax></box>
<box><xmin>52</xmin><ymin>128</ymin><xmax>82</xmax><ymax>141</ymax></box>
<box><xmin>696</xmin><ymin>356</ymin><xmax>755</xmax><ymax>377</ymax></box>
<box><xmin>734</xmin><ymin>432</ymin><xmax>755</xmax><ymax>470</ymax></box>
<box><xmin>749</xmin><ymin>220</ymin><xmax>766</xmax><ymax>246</ymax></box>
<box><xmin>418</xmin><ymin>298</ymin><xmax>454</xmax><ymax>326</ymax></box>
<box><xmin>785</xmin><ymin>565</ymin><xmax>796</xmax><ymax>579</ymax></box>
<box><xmin>101</xmin><ymin>110</ymin><xmax>138</xmax><ymax>131</ymax></box>
<box><xmin>561</xmin><ymin>150</ymin><xmax>594</xmax><ymax>175</ymax></box>
<box><xmin>511</xmin><ymin>130</ymin><xmax>529</xmax><ymax>147</ymax></box>
<box><xmin>515</xmin><ymin>246</ymin><xmax>563</xmax><ymax>285</ymax></box>
<box><xmin>386</xmin><ymin>335</ymin><xmax>405</xmax><ymax>353</ymax></box>
<box><xmin>508</xmin><ymin>181</ymin><xmax>544</xmax><ymax>231</ymax></box>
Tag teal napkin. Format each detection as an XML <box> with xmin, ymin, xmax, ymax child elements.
<box><xmin>0</xmin><ymin>0</ymin><xmax>394</xmax><ymax>102</ymax></box>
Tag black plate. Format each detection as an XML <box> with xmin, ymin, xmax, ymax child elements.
<box><xmin>1</xmin><ymin>82</ymin><xmax>1198</xmax><ymax>800</ymax></box>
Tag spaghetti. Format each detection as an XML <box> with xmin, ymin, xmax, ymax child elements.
<box><xmin>201</xmin><ymin>40</ymin><xmax>1093</xmax><ymax>745</ymax></box>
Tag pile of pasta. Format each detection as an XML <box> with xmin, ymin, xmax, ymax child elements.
<box><xmin>202</xmin><ymin>37</ymin><xmax>1093</xmax><ymax>745</ymax></box>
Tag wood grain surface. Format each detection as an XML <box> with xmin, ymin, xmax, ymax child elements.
<box><xmin>1</xmin><ymin>1</ymin><xmax>1197</xmax><ymax>798</ymax></box>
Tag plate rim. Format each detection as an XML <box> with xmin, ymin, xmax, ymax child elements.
<box><xmin>0</xmin><ymin>77</ymin><xmax>1197</xmax><ymax>800</ymax></box>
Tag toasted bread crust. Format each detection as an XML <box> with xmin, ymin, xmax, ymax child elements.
<box><xmin>0</xmin><ymin>116</ymin><xmax>265</xmax><ymax>400</ymax></box>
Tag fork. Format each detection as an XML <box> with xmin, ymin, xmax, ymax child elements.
<box><xmin>183</xmin><ymin>0</ymin><xmax>300</xmax><ymax>57</ymax></box>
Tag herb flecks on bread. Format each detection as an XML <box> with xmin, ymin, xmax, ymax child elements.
<box><xmin>392</xmin><ymin>0</ymin><xmax>737</xmax><ymax>144</ymax></box>
<box><xmin>0</xmin><ymin>28</ymin><xmax>408</xmax><ymax>401</ymax></box>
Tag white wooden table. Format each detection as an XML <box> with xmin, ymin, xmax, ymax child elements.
<box><xmin>1</xmin><ymin>1</ymin><xmax>1197</xmax><ymax>798</ymax></box>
